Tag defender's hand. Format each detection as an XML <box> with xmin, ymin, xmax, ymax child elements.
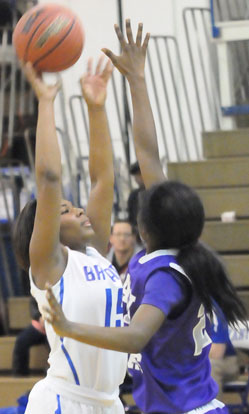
<box><xmin>102</xmin><ymin>19</ymin><xmax>150</xmax><ymax>81</ymax></box>
<box><xmin>80</xmin><ymin>56</ymin><xmax>113</xmax><ymax>108</ymax></box>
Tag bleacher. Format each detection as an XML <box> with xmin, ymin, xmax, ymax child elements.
<box><xmin>0</xmin><ymin>296</ymin><xmax>48</xmax><ymax>407</ymax></box>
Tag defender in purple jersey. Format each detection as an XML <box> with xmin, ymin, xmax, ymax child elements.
<box><xmin>43</xmin><ymin>20</ymin><xmax>247</xmax><ymax>414</ymax></box>
<box><xmin>124</xmin><ymin>248</ymin><xmax>218</xmax><ymax>413</ymax></box>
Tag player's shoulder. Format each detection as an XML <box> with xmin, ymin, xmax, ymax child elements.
<box><xmin>86</xmin><ymin>245</ymin><xmax>104</xmax><ymax>259</ymax></box>
<box><xmin>65</xmin><ymin>246</ymin><xmax>111</xmax><ymax>275</ymax></box>
<box><xmin>131</xmin><ymin>248</ymin><xmax>178</xmax><ymax>268</ymax></box>
<box><xmin>129</xmin><ymin>248</ymin><xmax>187</xmax><ymax>280</ymax></box>
<box><xmin>128</xmin><ymin>248</ymin><xmax>146</xmax><ymax>271</ymax></box>
<box><xmin>68</xmin><ymin>245</ymin><xmax>109</xmax><ymax>263</ymax></box>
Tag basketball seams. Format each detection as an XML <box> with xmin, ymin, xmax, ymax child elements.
<box><xmin>23</xmin><ymin>14</ymin><xmax>51</xmax><ymax>62</ymax></box>
<box><xmin>33</xmin><ymin>18</ymin><xmax>77</xmax><ymax>71</ymax></box>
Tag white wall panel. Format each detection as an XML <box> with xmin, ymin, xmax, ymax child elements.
<box><xmin>37</xmin><ymin>0</ymin><xmax>214</xmax><ymax>206</ymax></box>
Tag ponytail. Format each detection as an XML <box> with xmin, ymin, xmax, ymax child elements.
<box><xmin>138</xmin><ymin>180</ymin><xmax>246</xmax><ymax>325</ymax></box>
<box><xmin>13</xmin><ymin>199</ymin><xmax>37</xmax><ymax>272</ymax></box>
<box><xmin>177</xmin><ymin>241</ymin><xmax>247</xmax><ymax>325</ymax></box>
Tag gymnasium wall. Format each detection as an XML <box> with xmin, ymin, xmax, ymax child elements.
<box><xmin>36</xmin><ymin>0</ymin><xmax>210</xmax><ymax>202</ymax></box>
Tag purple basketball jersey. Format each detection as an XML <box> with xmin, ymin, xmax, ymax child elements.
<box><xmin>123</xmin><ymin>249</ymin><xmax>218</xmax><ymax>414</ymax></box>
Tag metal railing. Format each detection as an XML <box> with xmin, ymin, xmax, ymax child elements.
<box><xmin>1</xmin><ymin>1</ymin><xmax>249</xmax><ymax>299</ymax></box>
<box><xmin>146</xmin><ymin>35</ymin><xmax>202</xmax><ymax>161</ymax></box>
<box><xmin>210</xmin><ymin>0</ymin><xmax>249</xmax><ymax>109</ymax></box>
<box><xmin>68</xmin><ymin>71</ymin><xmax>132</xmax><ymax>208</ymax></box>
<box><xmin>183</xmin><ymin>8</ymin><xmax>223</xmax><ymax>132</ymax></box>
<box><xmin>0</xmin><ymin>160</ymin><xmax>32</xmax><ymax>300</ymax></box>
<box><xmin>212</xmin><ymin>0</ymin><xmax>249</xmax><ymax>23</ymax></box>
<box><xmin>0</xmin><ymin>27</ymin><xmax>35</xmax><ymax>152</ymax></box>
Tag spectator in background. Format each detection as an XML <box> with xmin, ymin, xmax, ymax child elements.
<box><xmin>12</xmin><ymin>297</ymin><xmax>48</xmax><ymax>376</ymax></box>
<box><xmin>107</xmin><ymin>219</ymin><xmax>137</xmax><ymax>283</ymax></box>
<box><xmin>209</xmin><ymin>312</ymin><xmax>240</xmax><ymax>401</ymax></box>
<box><xmin>127</xmin><ymin>161</ymin><xmax>145</xmax><ymax>228</ymax></box>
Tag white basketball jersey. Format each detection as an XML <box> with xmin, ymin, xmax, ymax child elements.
<box><xmin>30</xmin><ymin>246</ymin><xmax>127</xmax><ymax>402</ymax></box>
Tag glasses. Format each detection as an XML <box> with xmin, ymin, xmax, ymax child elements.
<box><xmin>112</xmin><ymin>233</ymin><xmax>133</xmax><ymax>238</ymax></box>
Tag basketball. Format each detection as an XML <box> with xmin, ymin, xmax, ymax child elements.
<box><xmin>13</xmin><ymin>3</ymin><xmax>85</xmax><ymax>73</ymax></box>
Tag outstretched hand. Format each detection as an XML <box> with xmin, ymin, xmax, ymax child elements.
<box><xmin>80</xmin><ymin>55</ymin><xmax>113</xmax><ymax>108</ymax></box>
<box><xmin>43</xmin><ymin>283</ymin><xmax>70</xmax><ymax>338</ymax></box>
<box><xmin>102</xmin><ymin>19</ymin><xmax>150</xmax><ymax>81</ymax></box>
<box><xmin>22</xmin><ymin>62</ymin><xmax>61</xmax><ymax>101</ymax></box>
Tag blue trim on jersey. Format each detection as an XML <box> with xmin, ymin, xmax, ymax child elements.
<box><xmin>210</xmin><ymin>0</ymin><xmax>220</xmax><ymax>38</ymax></box>
<box><xmin>55</xmin><ymin>394</ymin><xmax>61</xmax><ymax>414</ymax></box>
<box><xmin>59</xmin><ymin>276</ymin><xmax>80</xmax><ymax>386</ymax></box>
<box><xmin>60</xmin><ymin>341</ymin><xmax>80</xmax><ymax>385</ymax></box>
<box><xmin>59</xmin><ymin>277</ymin><xmax>64</xmax><ymax>306</ymax></box>
<box><xmin>105</xmin><ymin>288</ymin><xmax>112</xmax><ymax>327</ymax></box>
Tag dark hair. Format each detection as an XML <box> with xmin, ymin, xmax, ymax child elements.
<box><xmin>13</xmin><ymin>199</ymin><xmax>37</xmax><ymax>272</ymax></box>
<box><xmin>129</xmin><ymin>161</ymin><xmax>141</xmax><ymax>175</ymax></box>
<box><xmin>139</xmin><ymin>181</ymin><xmax>246</xmax><ymax>325</ymax></box>
<box><xmin>111</xmin><ymin>219</ymin><xmax>136</xmax><ymax>235</ymax></box>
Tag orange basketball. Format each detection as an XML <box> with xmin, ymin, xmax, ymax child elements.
<box><xmin>13</xmin><ymin>3</ymin><xmax>85</xmax><ymax>72</ymax></box>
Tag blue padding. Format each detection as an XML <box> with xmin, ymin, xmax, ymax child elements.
<box><xmin>0</xmin><ymin>166</ymin><xmax>30</xmax><ymax>176</ymax></box>
<box><xmin>210</xmin><ymin>0</ymin><xmax>220</xmax><ymax>38</ymax></box>
<box><xmin>222</xmin><ymin>105</ymin><xmax>249</xmax><ymax>116</ymax></box>
<box><xmin>3</xmin><ymin>235</ymin><xmax>21</xmax><ymax>296</ymax></box>
<box><xmin>0</xmin><ymin>244</ymin><xmax>10</xmax><ymax>298</ymax></box>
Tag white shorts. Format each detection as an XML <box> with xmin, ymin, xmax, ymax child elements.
<box><xmin>25</xmin><ymin>379</ymin><xmax>125</xmax><ymax>414</ymax></box>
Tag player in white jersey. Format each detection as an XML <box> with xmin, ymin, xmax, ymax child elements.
<box><xmin>13</xmin><ymin>57</ymin><xmax>127</xmax><ymax>414</ymax></box>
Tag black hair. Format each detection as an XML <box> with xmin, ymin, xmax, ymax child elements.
<box><xmin>129</xmin><ymin>161</ymin><xmax>141</xmax><ymax>175</ymax></box>
<box><xmin>13</xmin><ymin>199</ymin><xmax>37</xmax><ymax>272</ymax></box>
<box><xmin>139</xmin><ymin>180</ymin><xmax>246</xmax><ymax>325</ymax></box>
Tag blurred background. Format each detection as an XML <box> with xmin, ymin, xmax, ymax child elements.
<box><xmin>1</xmin><ymin>0</ymin><xmax>249</xmax><ymax>409</ymax></box>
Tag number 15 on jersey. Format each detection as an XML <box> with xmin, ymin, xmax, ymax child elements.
<box><xmin>105</xmin><ymin>288</ymin><xmax>123</xmax><ymax>327</ymax></box>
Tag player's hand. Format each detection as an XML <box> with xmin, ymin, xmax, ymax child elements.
<box><xmin>80</xmin><ymin>56</ymin><xmax>113</xmax><ymax>108</ymax></box>
<box><xmin>22</xmin><ymin>62</ymin><xmax>61</xmax><ymax>102</ymax></box>
<box><xmin>102</xmin><ymin>19</ymin><xmax>150</xmax><ymax>82</ymax></box>
<box><xmin>43</xmin><ymin>283</ymin><xmax>70</xmax><ymax>337</ymax></box>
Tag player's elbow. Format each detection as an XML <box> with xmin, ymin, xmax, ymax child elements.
<box><xmin>90</xmin><ymin>170</ymin><xmax>114</xmax><ymax>189</ymax></box>
<box><xmin>125</xmin><ymin>329</ymin><xmax>150</xmax><ymax>353</ymax></box>
<box><xmin>37</xmin><ymin>168</ymin><xmax>61</xmax><ymax>183</ymax></box>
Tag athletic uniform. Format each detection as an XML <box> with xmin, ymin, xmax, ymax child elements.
<box><xmin>26</xmin><ymin>246</ymin><xmax>127</xmax><ymax>414</ymax></box>
<box><xmin>210</xmin><ymin>311</ymin><xmax>239</xmax><ymax>399</ymax></box>
<box><xmin>123</xmin><ymin>249</ymin><xmax>228</xmax><ymax>414</ymax></box>
<box><xmin>211</xmin><ymin>312</ymin><xmax>237</xmax><ymax>358</ymax></box>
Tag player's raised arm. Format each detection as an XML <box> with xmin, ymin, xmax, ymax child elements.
<box><xmin>23</xmin><ymin>63</ymin><xmax>66</xmax><ymax>289</ymax></box>
<box><xmin>102</xmin><ymin>19</ymin><xmax>165</xmax><ymax>189</ymax></box>
<box><xmin>80</xmin><ymin>57</ymin><xmax>114</xmax><ymax>255</ymax></box>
